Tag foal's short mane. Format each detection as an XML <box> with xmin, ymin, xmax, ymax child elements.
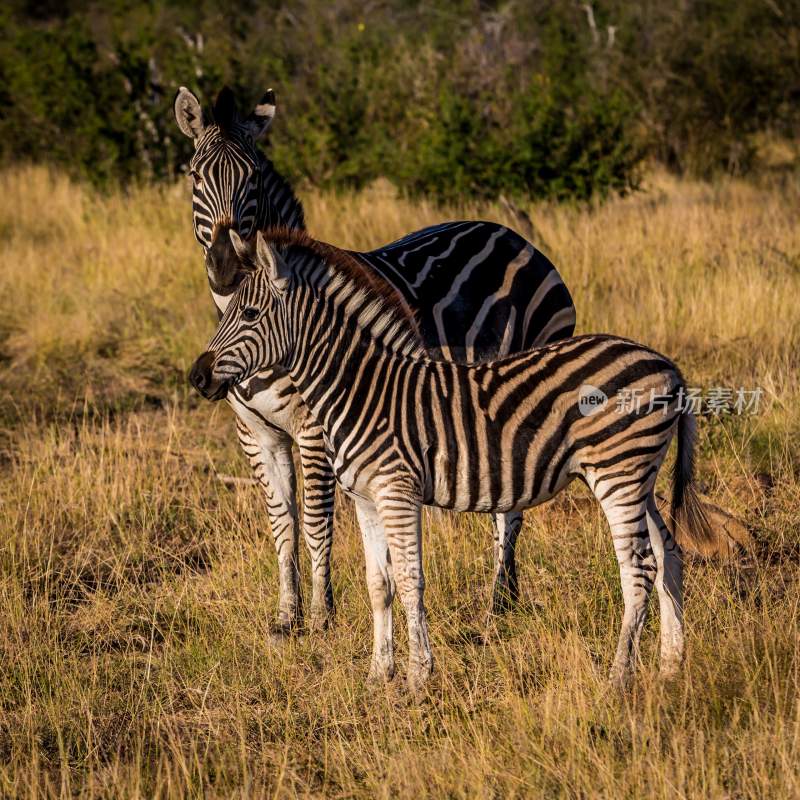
<box><xmin>257</xmin><ymin>226</ymin><xmax>422</xmax><ymax>342</ymax></box>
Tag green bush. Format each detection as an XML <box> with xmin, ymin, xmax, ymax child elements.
<box><xmin>397</xmin><ymin>81</ymin><xmax>642</xmax><ymax>203</ymax></box>
<box><xmin>0</xmin><ymin>1</ymin><xmax>796</xmax><ymax>199</ymax></box>
<box><xmin>605</xmin><ymin>0</ymin><xmax>800</xmax><ymax>176</ymax></box>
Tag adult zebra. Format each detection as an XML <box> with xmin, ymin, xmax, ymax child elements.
<box><xmin>174</xmin><ymin>86</ymin><xmax>576</xmax><ymax>633</ymax></box>
<box><xmin>189</xmin><ymin>229</ymin><xmax>714</xmax><ymax>691</ymax></box>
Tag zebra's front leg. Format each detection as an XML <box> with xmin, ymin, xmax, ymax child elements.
<box><xmin>375</xmin><ymin>491</ymin><xmax>432</xmax><ymax>695</ymax></box>
<box><xmin>297</xmin><ymin>423</ymin><xmax>336</xmax><ymax>632</ymax></box>
<box><xmin>490</xmin><ymin>511</ymin><xmax>523</xmax><ymax>614</ymax></box>
<box><xmin>235</xmin><ymin>419</ymin><xmax>302</xmax><ymax>636</ymax></box>
<box><xmin>355</xmin><ymin>499</ymin><xmax>395</xmax><ymax>684</ymax></box>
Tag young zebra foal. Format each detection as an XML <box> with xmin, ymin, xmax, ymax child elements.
<box><xmin>190</xmin><ymin>229</ymin><xmax>713</xmax><ymax>692</ymax></box>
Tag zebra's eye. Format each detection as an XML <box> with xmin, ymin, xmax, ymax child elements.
<box><xmin>242</xmin><ymin>307</ymin><xmax>260</xmax><ymax>322</ymax></box>
<box><xmin>189</xmin><ymin>169</ymin><xmax>202</xmax><ymax>186</ymax></box>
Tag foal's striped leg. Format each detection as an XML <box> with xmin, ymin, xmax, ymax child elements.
<box><xmin>646</xmin><ymin>494</ymin><xmax>684</xmax><ymax>677</ymax></box>
<box><xmin>597</xmin><ymin>486</ymin><xmax>658</xmax><ymax>689</ymax></box>
<box><xmin>374</xmin><ymin>490</ymin><xmax>432</xmax><ymax>694</ymax></box>
<box><xmin>355</xmin><ymin>499</ymin><xmax>395</xmax><ymax>684</ymax></box>
<box><xmin>296</xmin><ymin>423</ymin><xmax>336</xmax><ymax>631</ymax></box>
<box><xmin>491</xmin><ymin>512</ymin><xmax>523</xmax><ymax>613</ymax></box>
<box><xmin>236</xmin><ymin>418</ymin><xmax>301</xmax><ymax>634</ymax></box>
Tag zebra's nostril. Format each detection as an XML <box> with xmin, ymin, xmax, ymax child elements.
<box><xmin>189</xmin><ymin>354</ymin><xmax>215</xmax><ymax>395</ymax></box>
<box><xmin>188</xmin><ymin>365</ymin><xmax>203</xmax><ymax>390</ymax></box>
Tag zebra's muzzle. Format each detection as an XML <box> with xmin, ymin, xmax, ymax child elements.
<box><xmin>189</xmin><ymin>351</ymin><xmax>230</xmax><ymax>401</ymax></box>
<box><xmin>206</xmin><ymin>224</ymin><xmax>248</xmax><ymax>295</ymax></box>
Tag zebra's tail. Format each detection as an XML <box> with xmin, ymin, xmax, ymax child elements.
<box><xmin>671</xmin><ymin>410</ymin><xmax>715</xmax><ymax>552</ymax></box>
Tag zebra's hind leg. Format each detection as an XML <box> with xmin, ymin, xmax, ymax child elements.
<box><xmin>297</xmin><ymin>424</ymin><xmax>336</xmax><ymax>632</ymax></box>
<box><xmin>355</xmin><ymin>499</ymin><xmax>396</xmax><ymax>685</ymax></box>
<box><xmin>646</xmin><ymin>494</ymin><xmax>684</xmax><ymax>678</ymax></box>
<box><xmin>236</xmin><ymin>419</ymin><xmax>302</xmax><ymax>638</ymax></box>
<box><xmin>490</xmin><ymin>512</ymin><xmax>523</xmax><ymax>614</ymax></box>
<box><xmin>597</xmin><ymin>490</ymin><xmax>657</xmax><ymax>690</ymax></box>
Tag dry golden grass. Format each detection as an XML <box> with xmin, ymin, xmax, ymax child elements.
<box><xmin>0</xmin><ymin>165</ymin><xmax>799</xmax><ymax>798</ymax></box>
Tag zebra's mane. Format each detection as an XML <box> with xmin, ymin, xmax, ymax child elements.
<box><xmin>210</xmin><ymin>86</ymin><xmax>238</xmax><ymax>133</ymax></box>
<box><xmin>254</xmin><ymin>226</ymin><xmax>424</xmax><ymax>357</ymax></box>
<box><xmin>259</xmin><ymin>159</ymin><xmax>306</xmax><ymax>230</ymax></box>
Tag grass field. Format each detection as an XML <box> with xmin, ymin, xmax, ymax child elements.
<box><xmin>1</xmin><ymin>165</ymin><xmax>799</xmax><ymax>798</ymax></box>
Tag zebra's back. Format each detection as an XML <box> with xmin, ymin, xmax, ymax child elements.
<box><xmin>353</xmin><ymin>221</ymin><xmax>576</xmax><ymax>361</ymax></box>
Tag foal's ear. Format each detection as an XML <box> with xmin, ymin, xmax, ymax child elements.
<box><xmin>229</xmin><ymin>229</ymin><xmax>251</xmax><ymax>263</ymax></box>
<box><xmin>174</xmin><ymin>87</ymin><xmax>205</xmax><ymax>140</ymax></box>
<box><xmin>256</xmin><ymin>231</ymin><xmax>291</xmax><ymax>289</ymax></box>
<box><xmin>243</xmin><ymin>89</ymin><xmax>276</xmax><ymax>141</ymax></box>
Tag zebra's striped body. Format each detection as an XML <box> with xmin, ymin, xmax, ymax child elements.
<box><xmin>175</xmin><ymin>87</ymin><xmax>576</xmax><ymax>632</ymax></box>
<box><xmin>190</xmin><ymin>230</ymin><xmax>713</xmax><ymax>690</ymax></box>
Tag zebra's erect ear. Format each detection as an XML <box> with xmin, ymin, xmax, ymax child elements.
<box><xmin>174</xmin><ymin>87</ymin><xmax>205</xmax><ymax>140</ymax></box>
<box><xmin>256</xmin><ymin>230</ymin><xmax>291</xmax><ymax>290</ymax></box>
<box><xmin>243</xmin><ymin>89</ymin><xmax>276</xmax><ymax>141</ymax></box>
<box><xmin>229</xmin><ymin>229</ymin><xmax>251</xmax><ymax>264</ymax></box>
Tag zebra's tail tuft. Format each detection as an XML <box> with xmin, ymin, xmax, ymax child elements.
<box><xmin>671</xmin><ymin>410</ymin><xmax>716</xmax><ymax>552</ymax></box>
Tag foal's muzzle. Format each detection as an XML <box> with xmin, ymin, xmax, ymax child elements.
<box><xmin>188</xmin><ymin>351</ymin><xmax>230</xmax><ymax>401</ymax></box>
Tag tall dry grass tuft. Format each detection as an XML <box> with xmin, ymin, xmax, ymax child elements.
<box><xmin>0</xmin><ymin>166</ymin><xmax>209</xmax><ymax>421</ymax></box>
<box><xmin>0</xmin><ymin>165</ymin><xmax>799</xmax><ymax>797</ymax></box>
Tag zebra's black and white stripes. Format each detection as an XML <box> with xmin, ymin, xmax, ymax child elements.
<box><xmin>175</xmin><ymin>86</ymin><xmax>304</xmax><ymax>253</ymax></box>
<box><xmin>174</xmin><ymin>86</ymin><xmax>578</xmax><ymax>631</ymax></box>
<box><xmin>190</xmin><ymin>229</ymin><xmax>713</xmax><ymax>690</ymax></box>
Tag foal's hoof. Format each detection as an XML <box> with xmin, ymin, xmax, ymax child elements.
<box><xmin>658</xmin><ymin>660</ymin><xmax>683</xmax><ymax>683</ymax></box>
<box><xmin>607</xmin><ymin>668</ymin><xmax>634</xmax><ymax>695</ymax></box>
<box><xmin>490</xmin><ymin>585</ymin><xmax>519</xmax><ymax>615</ymax></box>
<box><xmin>307</xmin><ymin>608</ymin><xmax>334</xmax><ymax>634</ymax></box>
<box><xmin>366</xmin><ymin>663</ymin><xmax>396</xmax><ymax>691</ymax></box>
<box><xmin>268</xmin><ymin>620</ymin><xmax>299</xmax><ymax>644</ymax></box>
<box><xmin>405</xmin><ymin>663</ymin><xmax>433</xmax><ymax>700</ymax></box>
<box><xmin>490</xmin><ymin>567</ymin><xmax>520</xmax><ymax>614</ymax></box>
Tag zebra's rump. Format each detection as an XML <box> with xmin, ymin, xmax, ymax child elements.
<box><xmin>352</xmin><ymin>220</ymin><xmax>576</xmax><ymax>362</ymax></box>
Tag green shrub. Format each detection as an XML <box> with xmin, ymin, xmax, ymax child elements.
<box><xmin>0</xmin><ymin>1</ymin><xmax>796</xmax><ymax>199</ymax></box>
<box><xmin>398</xmin><ymin>81</ymin><xmax>641</xmax><ymax>203</ymax></box>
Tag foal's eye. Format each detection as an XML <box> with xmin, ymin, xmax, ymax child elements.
<box><xmin>189</xmin><ymin>169</ymin><xmax>202</xmax><ymax>185</ymax></box>
<box><xmin>242</xmin><ymin>307</ymin><xmax>259</xmax><ymax>322</ymax></box>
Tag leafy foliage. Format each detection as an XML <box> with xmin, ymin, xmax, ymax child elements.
<box><xmin>0</xmin><ymin>1</ymin><xmax>797</xmax><ymax>200</ymax></box>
